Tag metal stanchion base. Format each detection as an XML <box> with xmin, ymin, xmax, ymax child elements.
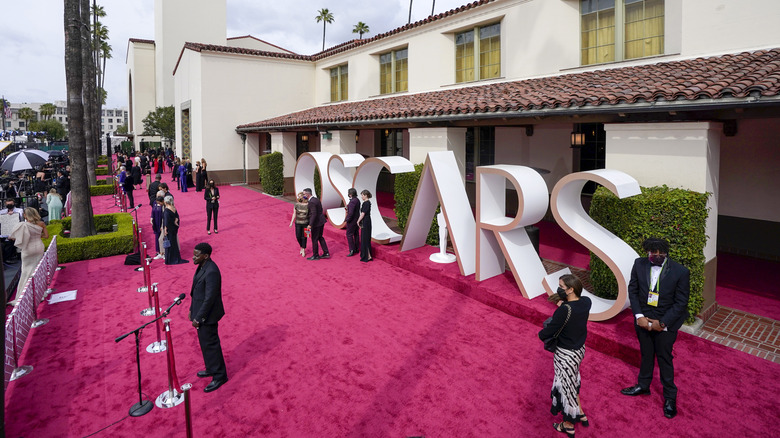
<box><xmin>137</xmin><ymin>286</ymin><xmax>148</xmax><ymax>293</ymax></box>
<box><xmin>146</xmin><ymin>340</ymin><xmax>167</xmax><ymax>353</ymax></box>
<box><xmin>140</xmin><ymin>307</ymin><xmax>160</xmax><ymax>316</ymax></box>
<box><xmin>31</xmin><ymin>318</ymin><xmax>49</xmax><ymax>328</ymax></box>
<box><xmin>155</xmin><ymin>389</ymin><xmax>185</xmax><ymax>409</ymax></box>
<box><xmin>129</xmin><ymin>399</ymin><xmax>154</xmax><ymax>417</ymax></box>
<box><xmin>134</xmin><ymin>267</ymin><xmax>144</xmax><ymax>272</ymax></box>
<box><xmin>10</xmin><ymin>365</ymin><xmax>33</xmax><ymax>381</ymax></box>
<box><xmin>56</xmin><ymin>266</ymin><xmax>65</xmax><ymax>271</ymax></box>
<box><xmin>44</xmin><ymin>288</ymin><xmax>55</xmax><ymax>298</ymax></box>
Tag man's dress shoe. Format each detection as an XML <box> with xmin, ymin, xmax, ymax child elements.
<box><xmin>620</xmin><ymin>384</ymin><xmax>651</xmax><ymax>396</ymax></box>
<box><xmin>307</xmin><ymin>255</ymin><xmax>320</xmax><ymax>261</ymax></box>
<box><xmin>196</xmin><ymin>370</ymin><xmax>213</xmax><ymax>378</ymax></box>
<box><xmin>346</xmin><ymin>251</ymin><xmax>356</xmax><ymax>257</ymax></box>
<box><xmin>204</xmin><ymin>377</ymin><xmax>228</xmax><ymax>393</ymax></box>
<box><xmin>664</xmin><ymin>399</ymin><xmax>677</xmax><ymax>419</ymax></box>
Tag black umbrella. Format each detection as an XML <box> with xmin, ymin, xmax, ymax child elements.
<box><xmin>1</xmin><ymin>150</ymin><xmax>50</xmax><ymax>172</ymax></box>
<box><xmin>48</xmin><ymin>150</ymin><xmax>65</xmax><ymax>157</ymax></box>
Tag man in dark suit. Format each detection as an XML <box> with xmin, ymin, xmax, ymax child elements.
<box><xmin>621</xmin><ymin>238</ymin><xmax>690</xmax><ymax>419</ymax></box>
<box><xmin>148</xmin><ymin>173</ymin><xmax>162</xmax><ymax>206</ymax></box>
<box><xmin>344</xmin><ymin>188</ymin><xmax>360</xmax><ymax>257</ymax></box>
<box><xmin>189</xmin><ymin>242</ymin><xmax>228</xmax><ymax>392</ymax></box>
<box><xmin>303</xmin><ymin>187</ymin><xmax>330</xmax><ymax>260</ymax></box>
<box><xmin>55</xmin><ymin>170</ymin><xmax>70</xmax><ymax>199</ymax></box>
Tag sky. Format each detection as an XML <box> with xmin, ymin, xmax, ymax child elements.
<box><xmin>1</xmin><ymin>0</ymin><xmax>470</xmax><ymax>111</ymax></box>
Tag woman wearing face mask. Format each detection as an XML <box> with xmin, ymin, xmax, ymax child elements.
<box><xmin>538</xmin><ymin>274</ymin><xmax>592</xmax><ymax>437</ymax></box>
<box><xmin>204</xmin><ymin>179</ymin><xmax>220</xmax><ymax>235</ymax></box>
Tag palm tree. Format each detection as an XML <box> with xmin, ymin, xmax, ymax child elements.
<box><xmin>18</xmin><ymin>107</ymin><xmax>36</xmax><ymax>129</ymax></box>
<box><xmin>408</xmin><ymin>0</ymin><xmax>413</xmax><ymax>24</ymax></box>
<box><xmin>39</xmin><ymin>103</ymin><xmax>57</xmax><ymax>120</ymax></box>
<box><xmin>315</xmin><ymin>8</ymin><xmax>334</xmax><ymax>51</ymax></box>
<box><xmin>64</xmin><ymin>0</ymin><xmax>97</xmax><ymax>237</ymax></box>
<box><xmin>431</xmin><ymin>0</ymin><xmax>436</xmax><ymax>16</ymax></box>
<box><xmin>352</xmin><ymin>22</ymin><xmax>370</xmax><ymax>39</ymax></box>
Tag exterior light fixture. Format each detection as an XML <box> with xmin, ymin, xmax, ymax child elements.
<box><xmin>570</xmin><ymin>127</ymin><xmax>585</xmax><ymax>148</ymax></box>
<box><xmin>301</xmin><ymin>134</ymin><xmax>308</xmax><ymax>142</ymax></box>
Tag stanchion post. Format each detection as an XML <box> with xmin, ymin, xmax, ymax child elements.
<box><xmin>146</xmin><ymin>284</ymin><xmax>167</xmax><ymax>354</ymax></box>
<box><xmin>182</xmin><ymin>383</ymin><xmax>193</xmax><ymax>438</ymax></box>
<box><xmin>30</xmin><ymin>277</ymin><xmax>49</xmax><ymax>328</ymax></box>
<box><xmin>9</xmin><ymin>315</ymin><xmax>33</xmax><ymax>381</ymax></box>
<box><xmin>155</xmin><ymin>319</ymin><xmax>185</xmax><ymax>408</ymax></box>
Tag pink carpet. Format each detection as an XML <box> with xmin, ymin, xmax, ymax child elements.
<box><xmin>4</xmin><ymin>185</ymin><xmax>779</xmax><ymax>437</ymax></box>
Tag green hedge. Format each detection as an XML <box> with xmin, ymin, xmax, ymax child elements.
<box><xmin>90</xmin><ymin>185</ymin><xmax>114</xmax><ymax>196</ymax></box>
<box><xmin>589</xmin><ymin>185</ymin><xmax>709</xmax><ymax>324</ymax></box>
<box><xmin>95</xmin><ymin>179</ymin><xmax>109</xmax><ymax>185</ymax></box>
<box><xmin>258</xmin><ymin>152</ymin><xmax>284</xmax><ymax>195</ymax></box>
<box><xmin>95</xmin><ymin>167</ymin><xmax>109</xmax><ymax>176</ymax></box>
<box><xmin>45</xmin><ymin>213</ymin><xmax>135</xmax><ymax>263</ymax></box>
<box><xmin>97</xmin><ymin>155</ymin><xmax>108</xmax><ymax>165</ymax></box>
<box><xmin>120</xmin><ymin>141</ymin><xmax>134</xmax><ymax>155</ymax></box>
<box><xmin>394</xmin><ymin>163</ymin><xmax>440</xmax><ymax>246</ymax></box>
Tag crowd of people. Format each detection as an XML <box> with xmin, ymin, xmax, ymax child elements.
<box><xmin>289</xmin><ymin>187</ymin><xmax>373</xmax><ymax>263</ymax></box>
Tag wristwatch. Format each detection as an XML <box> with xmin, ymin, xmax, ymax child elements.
<box><xmin>659</xmin><ymin>321</ymin><xmax>666</xmax><ymax>329</ymax></box>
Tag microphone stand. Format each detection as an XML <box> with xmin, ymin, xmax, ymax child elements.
<box><xmin>115</xmin><ymin>297</ymin><xmax>184</xmax><ymax>417</ymax></box>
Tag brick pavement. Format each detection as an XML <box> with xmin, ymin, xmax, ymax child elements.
<box><xmin>699</xmin><ymin>306</ymin><xmax>780</xmax><ymax>364</ymax></box>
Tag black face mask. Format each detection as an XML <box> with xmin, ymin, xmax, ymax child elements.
<box><xmin>556</xmin><ymin>287</ymin><xmax>568</xmax><ymax>302</ymax></box>
<box><xmin>6</xmin><ymin>204</ymin><xmax>14</xmax><ymax>211</ymax></box>
<box><xmin>649</xmin><ymin>254</ymin><xmax>666</xmax><ymax>266</ymax></box>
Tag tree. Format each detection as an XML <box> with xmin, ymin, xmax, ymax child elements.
<box><xmin>408</xmin><ymin>0</ymin><xmax>413</xmax><ymax>24</ymax></box>
<box><xmin>116</xmin><ymin>123</ymin><xmax>128</xmax><ymax>134</ymax></box>
<box><xmin>142</xmin><ymin>106</ymin><xmax>175</xmax><ymax>147</ymax></box>
<box><xmin>352</xmin><ymin>21</ymin><xmax>369</xmax><ymax>39</ymax></box>
<box><xmin>81</xmin><ymin>0</ymin><xmax>98</xmax><ymax>184</ymax></box>
<box><xmin>18</xmin><ymin>107</ymin><xmax>36</xmax><ymax>128</ymax></box>
<box><xmin>431</xmin><ymin>0</ymin><xmax>436</xmax><ymax>16</ymax></box>
<box><xmin>315</xmin><ymin>8</ymin><xmax>334</xmax><ymax>51</ymax></box>
<box><xmin>64</xmin><ymin>0</ymin><xmax>97</xmax><ymax>238</ymax></box>
<box><xmin>30</xmin><ymin>119</ymin><xmax>67</xmax><ymax>141</ymax></box>
<box><xmin>39</xmin><ymin>103</ymin><xmax>57</xmax><ymax>120</ymax></box>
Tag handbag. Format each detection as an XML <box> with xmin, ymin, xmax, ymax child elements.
<box><xmin>162</xmin><ymin>236</ymin><xmax>171</xmax><ymax>249</ymax></box>
<box><xmin>542</xmin><ymin>304</ymin><xmax>571</xmax><ymax>353</ymax></box>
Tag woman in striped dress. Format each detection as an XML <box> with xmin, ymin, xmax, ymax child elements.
<box><xmin>538</xmin><ymin>274</ymin><xmax>592</xmax><ymax>437</ymax></box>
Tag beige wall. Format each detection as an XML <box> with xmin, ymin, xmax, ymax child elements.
<box><xmin>681</xmin><ymin>0</ymin><xmax>780</xmax><ymax>56</ymax></box>
<box><xmin>719</xmin><ymin>118</ymin><xmax>780</xmax><ymax>223</ymax></box>
<box><xmin>155</xmin><ymin>0</ymin><xmax>226</xmax><ymax>107</ymax></box>
<box><xmin>226</xmin><ymin>37</ymin><xmax>294</xmax><ymax>54</ymax></box>
<box><xmin>127</xmin><ymin>42</ymin><xmax>158</xmax><ymax>150</ymax></box>
<box><xmin>174</xmin><ymin>49</ymin><xmax>316</xmax><ymax>176</ymax></box>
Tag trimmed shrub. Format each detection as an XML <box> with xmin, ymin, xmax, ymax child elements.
<box><xmin>95</xmin><ymin>167</ymin><xmax>109</xmax><ymax>176</ymax></box>
<box><xmin>90</xmin><ymin>185</ymin><xmax>114</xmax><ymax>196</ymax></box>
<box><xmin>258</xmin><ymin>152</ymin><xmax>284</xmax><ymax>195</ymax></box>
<box><xmin>97</xmin><ymin>155</ymin><xmax>108</xmax><ymax>165</ymax></box>
<box><xmin>589</xmin><ymin>185</ymin><xmax>709</xmax><ymax>324</ymax></box>
<box><xmin>394</xmin><ymin>163</ymin><xmax>440</xmax><ymax>246</ymax></box>
<box><xmin>44</xmin><ymin>213</ymin><xmax>134</xmax><ymax>263</ymax></box>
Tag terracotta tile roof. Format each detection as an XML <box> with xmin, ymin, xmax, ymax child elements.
<box><xmin>237</xmin><ymin>48</ymin><xmax>780</xmax><ymax>131</ymax></box>
<box><xmin>128</xmin><ymin>38</ymin><xmax>155</xmax><ymax>45</ymax></box>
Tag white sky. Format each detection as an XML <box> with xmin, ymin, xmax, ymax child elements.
<box><xmin>0</xmin><ymin>0</ymin><xmax>470</xmax><ymax>110</ymax></box>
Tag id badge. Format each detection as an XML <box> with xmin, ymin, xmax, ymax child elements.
<box><xmin>647</xmin><ymin>291</ymin><xmax>659</xmax><ymax>307</ymax></box>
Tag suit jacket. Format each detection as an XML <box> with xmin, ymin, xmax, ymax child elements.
<box><xmin>628</xmin><ymin>257</ymin><xmax>690</xmax><ymax>331</ymax></box>
<box><xmin>345</xmin><ymin>197</ymin><xmax>360</xmax><ymax>224</ymax></box>
<box><xmin>190</xmin><ymin>258</ymin><xmax>225</xmax><ymax>325</ymax></box>
<box><xmin>307</xmin><ymin>196</ymin><xmax>327</xmax><ymax>228</ymax></box>
<box><xmin>204</xmin><ymin>186</ymin><xmax>220</xmax><ymax>204</ymax></box>
<box><xmin>148</xmin><ymin>181</ymin><xmax>161</xmax><ymax>201</ymax></box>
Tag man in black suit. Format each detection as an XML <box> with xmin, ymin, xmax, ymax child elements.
<box><xmin>344</xmin><ymin>188</ymin><xmax>360</xmax><ymax>257</ymax></box>
<box><xmin>55</xmin><ymin>170</ymin><xmax>70</xmax><ymax>199</ymax></box>
<box><xmin>303</xmin><ymin>188</ymin><xmax>330</xmax><ymax>260</ymax></box>
<box><xmin>148</xmin><ymin>173</ymin><xmax>162</xmax><ymax>206</ymax></box>
<box><xmin>189</xmin><ymin>242</ymin><xmax>228</xmax><ymax>392</ymax></box>
<box><xmin>621</xmin><ymin>238</ymin><xmax>690</xmax><ymax>419</ymax></box>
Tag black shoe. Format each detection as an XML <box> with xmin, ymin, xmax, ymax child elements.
<box><xmin>346</xmin><ymin>251</ymin><xmax>356</xmax><ymax>257</ymax></box>
<box><xmin>307</xmin><ymin>255</ymin><xmax>320</xmax><ymax>260</ymax></box>
<box><xmin>320</xmin><ymin>253</ymin><xmax>330</xmax><ymax>259</ymax></box>
<box><xmin>620</xmin><ymin>384</ymin><xmax>651</xmax><ymax>396</ymax></box>
<box><xmin>204</xmin><ymin>377</ymin><xmax>228</xmax><ymax>393</ymax></box>
<box><xmin>663</xmin><ymin>399</ymin><xmax>677</xmax><ymax>419</ymax></box>
<box><xmin>196</xmin><ymin>370</ymin><xmax>213</xmax><ymax>378</ymax></box>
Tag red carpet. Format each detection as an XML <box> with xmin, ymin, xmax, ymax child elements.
<box><xmin>4</xmin><ymin>185</ymin><xmax>779</xmax><ymax>437</ymax></box>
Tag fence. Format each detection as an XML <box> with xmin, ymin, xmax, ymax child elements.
<box><xmin>4</xmin><ymin>235</ymin><xmax>59</xmax><ymax>388</ymax></box>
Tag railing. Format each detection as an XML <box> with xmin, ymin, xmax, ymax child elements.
<box><xmin>4</xmin><ymin>235</ymin><xmax>58</xmax><ymax>388</ymax></box>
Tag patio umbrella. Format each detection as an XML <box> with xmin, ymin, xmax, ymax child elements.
<box><xmin>1</xmin><ymin>150</ymin><xmax>50</xmax><ymax>172</ymax></box>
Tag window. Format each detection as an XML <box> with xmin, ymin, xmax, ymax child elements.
<box><xmin>581</xmin><ymin>0</ymin><xmax>664</xmax><ymax>65</ymax></box>
<box><xmin>330</xmin><ymin>65</ymin><xmax>348</xmax><ymax>102</ymax></box>
<box><xmin>380</xmin><ymin>129</ymin><xmax>405</xmax><ymax>158</ymax></box>
<box><xmin>455</xmin><ymin>23</ymin><xmax>501</xmax><ymax>83</ymax></box>
<box><xmin>575</xmin><ymin>123</ymin><xmax>606</xmax><ymax>194</ymax></box>
<box><xmin>465</xmin><ymin>127</ymin><xmax>495</xmax><ymax>181</ymax></box>
<box><xmin>379</xmin><ymin>48</ymin><xmax>408</xmax><ymax>94</ymax></box>
<box><xmin>19</xmin><ymin>121</ymin><xmax>25</xmax><ymax>128</ymax></box>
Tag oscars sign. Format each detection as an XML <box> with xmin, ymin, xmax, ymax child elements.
<box><xmin>294</xmin><ymin>151</ymin><xmax>641</xmax><ymax>321</ymax></box>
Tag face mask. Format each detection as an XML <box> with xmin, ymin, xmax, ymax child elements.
<box><xmin>6</xmin><ymin>205</ymin><xmax>14</xmax><ymax>210</ymax></box>
<box><xmin>556</xmin><ymin>287</ymin><xmax>568</xmax><ymax>302</ymax></box>
<box><xmin>649</xmin><ymin>254</ymin><xmax>666</xmax><ymax>266</ymax></box>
